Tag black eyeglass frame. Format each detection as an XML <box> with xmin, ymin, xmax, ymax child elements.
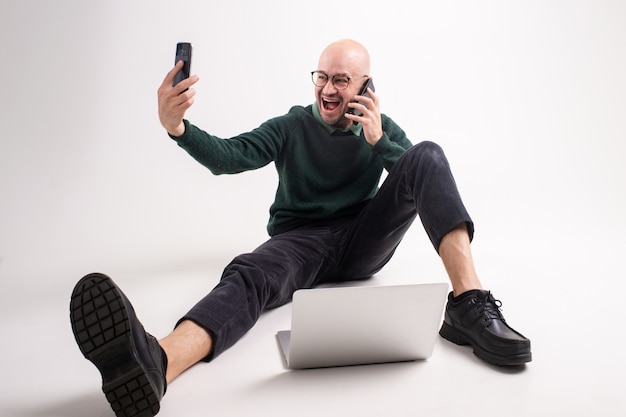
<box><xmin>310</xmin><ymin>70</ymin><xmax>368</xmax><ymax>90</ymax></box>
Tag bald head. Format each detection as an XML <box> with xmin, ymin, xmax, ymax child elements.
<box><xmin>318</xmin><ymin>39</ymin><xmax>371</xmax><ymax>78</ymax></box>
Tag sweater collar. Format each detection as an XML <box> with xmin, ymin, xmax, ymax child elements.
<box><xmin>312</xmin><ymin>103</ymin><xmax>363</xmax><ymax>136</ymax></box>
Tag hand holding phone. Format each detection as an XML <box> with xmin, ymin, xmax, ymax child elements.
<box><xmin>347</xmin><ymin>78</ymin><xmax>375</xmax><ymax>119</ymax></box>
<box><xmin>158</xmin><ymin>43</ymin><xmax>194</xmax><ymax>136</ymax></box>
<box><xmin>173</xmin><ymin>42</ymin><xmax>192</xmax><ymax>87</ymax></box>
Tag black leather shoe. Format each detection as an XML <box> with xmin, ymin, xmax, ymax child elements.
<box><xmin>70</xmin><ymin>273</ymin><xmax>167</xmax><ymax>417</ymax></box>
<box><xmin>439</xmin><ymin>290</ymin><xmax>532</xmax><ymax>366</ymax></box>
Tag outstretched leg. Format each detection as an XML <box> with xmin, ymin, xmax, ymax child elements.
<box><xmin>158</xmin><ymin>320</ymin><xmax>212</xmax><ymax>383</ymax></box>
<box><xmin>171</xmin><ymin>222</ymin><xmax>344</xmax><ymax>362</ymax></box>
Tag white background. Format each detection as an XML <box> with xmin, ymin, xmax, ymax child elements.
<box><xmin>1</xmin><ymin>1</ymin><xmax>625</xmax><ymax>416</ymax></box>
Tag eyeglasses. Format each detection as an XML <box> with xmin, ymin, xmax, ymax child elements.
<box><xmin>311</xmin><ymin>71</ymin><xmax>367</xmax><ymax>90</ymax></box>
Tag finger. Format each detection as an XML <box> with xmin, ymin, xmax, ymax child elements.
<box><xmin>353</xmin><ymin>97</ymin><xmax>374</xmax><ymax>112</ymax></box>
<box><xmin>173</xmin><ymin>87</ymin><xmax>196</xmax><ymax>107</ymax></box>
<box><xmin>356</xmin><ymin>89</ymin><xmax>377</xmax><ymax>105</ymax></box>
<box><xmin>164</xmin><ymin>60</ymin><xmax>185</xmax><ymax>85</ymax></box>
<box><xmin>162</xmin><ymin>60</ymin><xmax>185</xmax><ymax>86</ymax></box>
<box><xmin>348</xmin><ymin>101</ymin><xmax>373</xmax><ymax>118</ymax></box>
<box><xmin>172</xmin><ymin>74</ymin><xmax>199</xmax><ymax>95</ymax></box>
<box><xmin>366</xmin><ymin>88</ymin><xmax>378</xmax><ymax>105</ymax></box>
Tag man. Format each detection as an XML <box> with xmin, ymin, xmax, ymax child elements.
<box><xmin>70</xmin><ymin>39</ymin><xmax>531</xmax><ymax>417</ymax></box>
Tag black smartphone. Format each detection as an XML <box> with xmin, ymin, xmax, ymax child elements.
<box><xmin>173</xmin><ymin>42</ymin><xmax>192</xmax><ymax>87</ymax></box>
<box><xmin>347</xmin><ymin>78</ymin><xmax>375</xmax><ymax>118</ymax></box>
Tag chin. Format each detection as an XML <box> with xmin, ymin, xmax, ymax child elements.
<box><xmin>321</xmin><ymin>112</ymin><xmax>349</xmax><ymax>129</ymax></box>
<box><xmin>322</xmin><ymin>115</ymin><xmax>340</xmax><ymax>127</ymax></box>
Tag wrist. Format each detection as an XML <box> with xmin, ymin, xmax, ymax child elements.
<box><xmin>366</xmin><ymin>130</ymin><xmax>384</xmax><ymax>146</ymax></box>
<box><xmin>167</xmin><ymin>121</ymin><xmax>186</xmax><ymax>138</ymax></box>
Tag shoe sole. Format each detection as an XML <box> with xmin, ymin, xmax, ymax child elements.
<box><xmin>439</xmin><ymin>322</ymin><xmax>532</xmax><ymax>366</ymax></box>
<box><xmin>70</xmin><ymin>273</ymin><xmax>160</xmax><ymax>417</ymax></box>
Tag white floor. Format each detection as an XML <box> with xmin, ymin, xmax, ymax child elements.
<box><xmin>2</xmin><ymin>224</ymin><xmax>624</xmax><ymax>417</ymax></box>
<box><xmin>2</xmin><ymin>1</ymin><xmax>625</xmax><ymax>416</ymax></box>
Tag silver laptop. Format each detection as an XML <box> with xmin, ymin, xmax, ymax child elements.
<box><xmin>276</xmin><ymin>282</ymin><xmax>449</xmax><ymax>369</ymax></box>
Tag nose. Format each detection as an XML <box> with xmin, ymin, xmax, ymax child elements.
<box><xmin>320</xmin><ymin>79</ymin><xmax>338</xmax><ymax>95</ymax></box>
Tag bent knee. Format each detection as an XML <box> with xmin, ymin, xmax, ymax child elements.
<box><xmin>402</xmin><ymin>141</ymin><xmax>449</xmax><ymax>167</ymax></box>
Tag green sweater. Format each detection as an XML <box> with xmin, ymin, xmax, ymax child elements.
<box><xmin>172</xmin><ymin>104</ymin><xmax>413</xmax><ymax>235</ymax></box>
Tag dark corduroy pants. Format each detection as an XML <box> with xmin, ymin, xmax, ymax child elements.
<box><xmin>181</xmin><ymin>141</ymin><xmax>474</xmax><ymax>360</ymax></box>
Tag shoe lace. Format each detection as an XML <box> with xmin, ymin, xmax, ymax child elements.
<box><xmin>472</xmin><ymin>291</ymin><xmax>505</xmax><ymax>326</ymax></box>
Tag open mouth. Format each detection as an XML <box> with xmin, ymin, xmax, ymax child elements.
<box><xmin>322</xmin><ymin>98</ymin><xmax>341</xmax><ymax>112</ymax></box>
